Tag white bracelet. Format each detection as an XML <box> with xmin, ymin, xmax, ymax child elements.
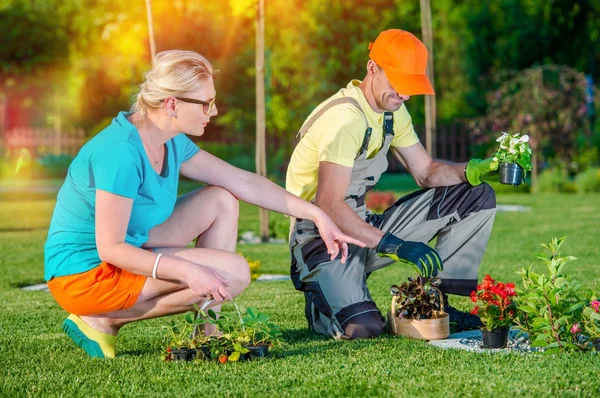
<box><xmin>152</xmin><ymin>253</ymin><xmax>163</xmax><ymax>279</ymax></box>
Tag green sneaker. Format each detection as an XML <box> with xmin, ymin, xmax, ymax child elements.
<box><xmin>62</xmin><ymin>314</ymin><xmax>116</xmax><ymax>358</ymax></box>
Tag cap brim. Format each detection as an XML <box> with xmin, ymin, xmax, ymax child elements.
<box><xmin>386</xmin><ymin>71</ymin><xmax>435</xmax><ymax>96</ymax></box>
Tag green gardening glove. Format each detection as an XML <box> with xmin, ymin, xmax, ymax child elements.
<box><xmin>465</xmin><ymin>158</ymin><xmax>499</xmax><ymax>186</ymax></box>
<box><xmin>376</xmin><ymin>232</ymin><xmax>443</xmax><ymax>277</ymax></box>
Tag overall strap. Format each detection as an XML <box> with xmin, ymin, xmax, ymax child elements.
<box><xmin>294</xmin><ymin>97</ymin><xmax>371</xmax><ymax>159</ymax></box>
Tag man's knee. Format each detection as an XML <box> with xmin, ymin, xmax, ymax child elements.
<box><xmin>337</xmin><ymin>301</ymin><xmax>386</xmax><ymax>339</ymax></box>
<box><xmin>343</xmin><ymin>315</ymin><xmax>386</xmax><ymax>339</ymax></box>
<box><xmin>473</xmin><ymin>182</ymin><xmax>496</xmax><ymax>208</ymax></box>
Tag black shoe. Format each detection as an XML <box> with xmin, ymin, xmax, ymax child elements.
<box><xmin>443</xmin><ymin>294</ymin><xmax>482</xmax><ymax>332</ymax></box>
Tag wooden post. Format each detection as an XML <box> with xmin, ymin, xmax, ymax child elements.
<box><xmin>256</xmin><ymin>0</ymin><xmax>269</xmax><ymax>241</ymax></box>
<box><xmin>145</xmin><ymin>0</ymin><xmax>157</xmax><ymax>59</ymax></box>
<box><xmin>420</xmin><ymin>0</ymin><xmax>436</xmax><ymax>156</ymax></box>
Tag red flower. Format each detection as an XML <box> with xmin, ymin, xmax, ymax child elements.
<box><xmin>219</xmin><ymin>355</ymin><xmax>228</xmax><ymax>364</ymax></box>
<box><xmin>506</xmin><ymin>283</ymin><xmax>516</xmax><ymax>297</ymax></box>
<box><xmin>470</xmin><ymin>291</ymin><xmax>478</xmax><ymax>303</ymax></box>
<box><xmin>591</xmin><ymin>300</ymin><xmax>600</xmax><ymax>313</ymax></box>
<box><xmin>571</xmin><ymin>324</ymin><xmax>581</xmax><ymax>334</ymax></box>
<box><xmin>508</xmin><ymin>310</ymin><xmax>514</xmax><ymax>317</ymax></box>
<box><xmin>471</xmin><ymin>306</ymin><xmax>479</xmax><ymax>315</ymax></box>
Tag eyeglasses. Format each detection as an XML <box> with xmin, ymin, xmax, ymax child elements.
<box><xmin>174</xmin><ymin>94</ymin><xmax>216</xmax><ymax>115</ymax></box>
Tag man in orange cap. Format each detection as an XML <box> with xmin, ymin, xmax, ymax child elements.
<box><xmin>286</xmin><ymin>29</ymin><xmax>498</xmax><ymax>339</ymax></box>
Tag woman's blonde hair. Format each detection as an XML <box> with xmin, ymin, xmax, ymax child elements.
<box><xmin>131</xmin><ymin>50</ymin><xmax>214</xmax><ymax>115</ymax></box>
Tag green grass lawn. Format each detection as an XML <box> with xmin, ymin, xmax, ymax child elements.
<box><xmin>1</xmin><ymin>186</ymin><xmax>600</xmax><ymax>396</ymax></box>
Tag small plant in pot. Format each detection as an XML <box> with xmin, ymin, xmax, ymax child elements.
<box><xmin>490</xmin><ymin>132</ymin><xmax>532</xmax><ymax>186</ymax></box>
<box><xmin>162</xmin><ymin>320</ymin><xmax>196</xmax><ymax>361</ymax></box>
<box><xmin>470</xmin><ymin>274</ymin><xmax>518</xmax><ymax>348</ymax></box>
<box><xmin>388</xmin><ymin>276</ymin><xmax>449</xmax><ymax>340</ymax></box>
<box><xmin>239</xmin><ymin>307</ymin><xmax>282</xmax><ymax>359</ymax></box>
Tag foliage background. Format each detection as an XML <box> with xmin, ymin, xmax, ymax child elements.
<box><xmin>1</xmin><ymin>0</ymin><xmax>600</xmax><ymax>180</ymax></box>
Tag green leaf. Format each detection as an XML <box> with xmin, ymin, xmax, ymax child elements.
<box><xmin>228</xmin><ymin>351</ymin><xmax>240</xmax><ymax>362</ymax></box>
<box><xmin>545</xmin><ymin>342</ymin><xmax>560</xmax><ymax>349</ymax></box>
<box><xmin>247</xmin><ymin>307</ymin><xmax>258</xmax><ymax>319</ymax></box>
<box><xmin>234</xmin><ymin>343</ymin><xmax>243</xmax><ymax>351</ymax></box>
<box><xmin>256</xmin><ymin>313</ymin><xmax>270</xmax><ymax>323</ymax></box>
<box><xmin>531</xmin><ymin>339</ymin><xmax>549</xmax><ymax>347</ymax></box>
<box><xmin>517</xmin><ymin>305</ymin><xmax>538</xmax><ymax>314</ymax></box>
<box><xmin>565</xmin><ymin>302</ymin><xmax>584</xmax><ymax>314</ymax></box>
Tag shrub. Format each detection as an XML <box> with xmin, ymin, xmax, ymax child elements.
<box><xmin>533</xmin><ymin>167</ymin><xmax>573</xmax><ymax>193</ymax></box>
<box><xmin>269</xmin><ymin>214</ymin><xmax>290</xmax><ymax>240</ymax></box>
<box><xmin>575</xmin><ymin>167</ymin><xmax>600</xmax><ymax>193</ymax></box>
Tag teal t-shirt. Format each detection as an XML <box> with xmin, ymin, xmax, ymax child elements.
<box><xmin>44</xmin><ymin>111</ymin><xmax>200</xmax><ymax>281</ymax></box>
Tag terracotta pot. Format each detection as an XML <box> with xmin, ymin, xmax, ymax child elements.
<box><xmin>499</xmin><ymin>163</ymin><xmax>524</xmax><ymax>186</ymax></box>
<box><xmin>387</xmin><ymin>285</ymin><xmax>450</xmax><ymax>340</ymax></box>
<box><xmin>481</xmin><ymin>327</ymin><xmax>509</xmax><ymax>348</ymax></box>
<box><xmin>387</xmin><ymin>310</ymin><xmax>450</xmax><ymax>340</ymax></box>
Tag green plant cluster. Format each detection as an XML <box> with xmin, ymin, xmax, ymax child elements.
<box><xmin>163</xmin><ymin>304</ymin><xmax>282</xmax><ymax>363</ymax></box>
<box><xmin>514</xmin><ymin>237</ymin><xmax>600</xmax><ymax>353</ymax></box>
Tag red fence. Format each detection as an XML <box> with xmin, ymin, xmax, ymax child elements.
<box><xmin>0</xmin><ymin>128</ymin><xmax>86</xmax><ymax>157</ymax></box>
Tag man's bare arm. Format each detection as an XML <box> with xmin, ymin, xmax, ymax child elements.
<box><xmin>392</xmin><ymin>143</ymin><xmax>467</xmax><ymax>188</ymax></box>
<box><xmin>315</xmin><ymin>161</ymin><xmax>384</xmax><ymax>248</ymax></box>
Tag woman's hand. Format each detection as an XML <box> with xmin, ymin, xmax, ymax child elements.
<box><xmin>185</xmin><ymin>264</ymin><xmax>232</xmax><ymax>302</ymax></box>
<box><xmin>313</xmin><ymin>211</ymin><xmax>366</xmax><ymax>264</ymax></box>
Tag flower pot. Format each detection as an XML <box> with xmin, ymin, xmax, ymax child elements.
<box><xmin>195</xmin><ymin>346</ymin><xmax>211</xmax><ymax>360</ymax></box>
<box><xmin>171</xmin><ymin>347</ymin><xmax>196</xmax><ymax>361</ymax></box>
<box><xmin>387</xmin><ymin>310</ymin><xmax>450</xmax><ymax>340</ymax></box>
<box><xmin>593</xmin><ymin>338</ymin><xmax>600</xmax><ymax>352</ymax></box>
<box><xmin>499</xmin><ymin>163</ymin><xmax>524</xmax><ymax>186</ymax></box>
<box><xmin>480</xmin><ymin>327</ymin><xmax>509</xmax><ymax>349</ymax></box>
<box><xmin>243</xmin><ymin>345</ymin><xmax>269</xmax><ymax>360</ymax></box>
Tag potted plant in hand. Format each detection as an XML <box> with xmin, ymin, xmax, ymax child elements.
<box><xmin>470</xmin><ymin>274</ymin><xmax>518</xmax><ymax>348</ymax></box>
<box><xmin>388</xmin><ymin>276</ymin><xmax>449</xmax><ymax>340</ymax></box>
<box><xmin>490</xmin><ymin>132</ymin><xmax>532</xmax><ymax>186</ymax></box>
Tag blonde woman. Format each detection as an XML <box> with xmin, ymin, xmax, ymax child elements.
<box><xmin>44</xmin><ymin>50</ymin><xmax>364</xmax><ymax>358</ymax></box>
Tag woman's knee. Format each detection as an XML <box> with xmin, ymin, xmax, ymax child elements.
<box><xmin>226</xmin><ymin>254</ymin><xmax>251</xmax><ymax>297</ymax></box>
<box><xmin>204</xmin><ymin>186</ymin><xmax>239</xmax><ymax>216</ymax></box>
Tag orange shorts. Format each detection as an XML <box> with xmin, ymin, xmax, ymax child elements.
<box><xmin>48</xmin><ymin>261</ymin><xmax>147</xmax><ymax>316</ymax></box>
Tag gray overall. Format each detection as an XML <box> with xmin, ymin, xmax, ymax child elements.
<box><xmin>289</xmin><ymin>98</ymin><xmax>496</xmax><ymax>339</ymax></box>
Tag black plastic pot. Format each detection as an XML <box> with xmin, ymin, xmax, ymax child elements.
<box><xmin>499</xmin><ymin>163</ymin><xmax>524</xmax><ymax>186</ymax></box>
<box><xmin>170</xmin><ymin>347</ymin><xmax>196</xmax><ymax>361</ymax></box>
<box><xmin>242</xmin><ymin>345</ymin><xmax>269</xmax><ymax>360</ymax></box>
<box><xmin>481</xmin><ymin>327</ymin><xmax>509</xmax><ymax>349</ymax></box>
<box><xmin>195</xmin><ymin>346</ymin><xmax>211</xmax><ymax>360</ymax></box>
<box><xmin>593</xmin><ymin>338</ymin><xmax>600</xmax><ymax>351</ymax></box>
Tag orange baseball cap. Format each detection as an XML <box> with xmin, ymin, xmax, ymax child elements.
<box><xmin>368</xmin><ymin>29</ymin><xmax>435</xmax><ymax>96</ymax></box>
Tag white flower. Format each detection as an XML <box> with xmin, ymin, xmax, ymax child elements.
<box><xmin>520</xmin><ymin>135</ymin><xmax>529</xmax><ymax>143</ymax></box>
<box><xmin>509</xmin><ymin>147</ymin><xmax>516</xmax><ymax>154</ymax></box>
<box><xmin>493</xmin><ymin>157</ymin><xmax>498</xmax><ymax>161</ymax></box>
<box><xmin>520</xmin><ymin>146</ymin><xmax>525</xmax><ymax>153</ymax></box>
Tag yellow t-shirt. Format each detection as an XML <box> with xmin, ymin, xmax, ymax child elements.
<box><xmin>286</xmin><ymin>80</ymin><xmax>419</xmax><ymax>201</ymax></box>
